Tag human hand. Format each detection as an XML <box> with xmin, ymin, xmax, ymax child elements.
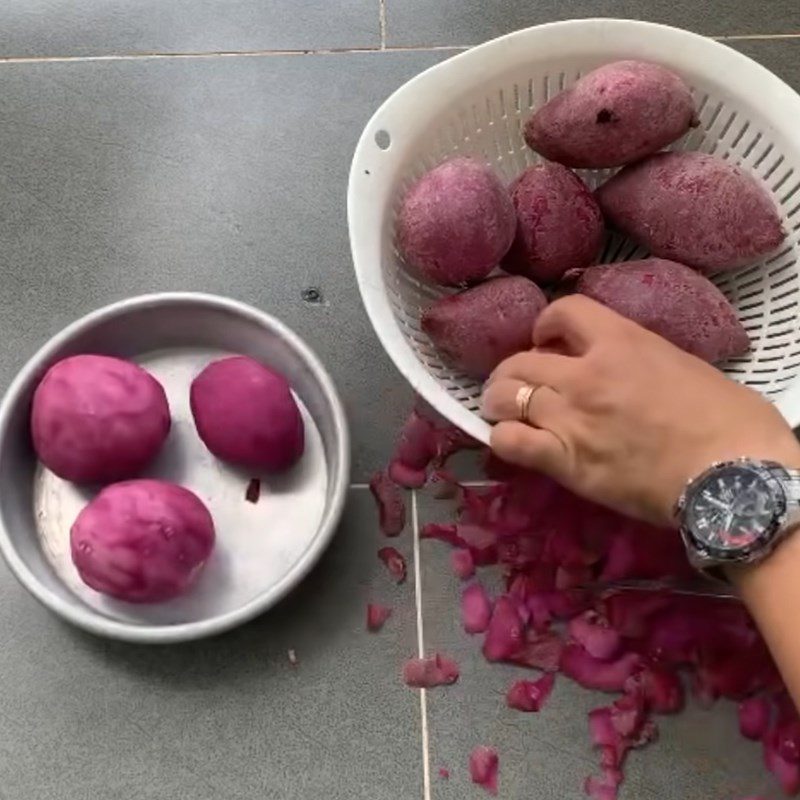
<box><xmin>482</xmin><ymin>295</ymin><xmax>800</xmax><ymax>527</ymax></box>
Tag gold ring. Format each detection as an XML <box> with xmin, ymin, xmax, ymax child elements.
<box><xmin>515</xmin><ymin>384</ymin><xmax>538</xmax><ymax>421</ymax></box>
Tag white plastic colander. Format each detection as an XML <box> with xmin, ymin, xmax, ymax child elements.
<box><xmin>348</xmin><ymin>19</ymin><xmax>800</xmax><ymax>445</ymax></box>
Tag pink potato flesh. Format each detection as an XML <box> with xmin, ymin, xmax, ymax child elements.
<box><xmin>70</xmin><ymin>479</ymin><xmax>215</xmax><ymax>603</ymax></box>
<box><xmin>190</xmin><ymin>356</ymin><xmax>304</xmax><ymax>472</ymax></box>
<box><xmin>31</xmin><ymin>354</ymin><xmax>170</xmax><ymax>484</ymax></box>
<box><xmin>421</xmin><ymin>276</ymin><xmax>548</xmax><ymax>379</ymax></box>
<box><xmin>503</xmin><ymin>163</ymin><xmax>604</xmax><ymax>283</ymax></box>
<box><xmin>577</xmin><ymin>259</ymin><xmax>750</xmax><ymax>363</ymax></box>
<box><xmin>396</xmin><ymin>157</ymin><xmax>516</xmax><ymax>286</ymax></box>
<box><xmin>524</xmin><ymin>60</ymin><xmax>697</xmax><ymax>169</ymax></box>
<box><xmin>469</xmin><ymin>745</ymin><xmax>499</xmax><ymax>795</ymax></box>
<box><xmin>597</xmin><ymin>152</ymin><xmax>786</xmax><ymax>274</ymax></box>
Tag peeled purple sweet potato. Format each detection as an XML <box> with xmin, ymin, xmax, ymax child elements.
<box><xmin>71</xmin><ymin>479</ymin><xmax>215</xmax><ymax>603</ymax></box>
<box><xmin>31</xmin><ymin>354</ymin><xmax>170</xmax><ymax>484</ymax></box>
<box><xmin>191</xmin><ymin>356</ymin><xmax>304</xmax><ymax>472</ymax></box>
<box><xmin>597</xmin><ymin>152</ymin><xmax>785</xmax><ymax>274</ymax></box>
<box><xmin>421</xmin><ymin>276</ymin><xmax>548</xmax><ymax>378</ymax></box>
<box><xmin>577</xmin><ymin>258</ymin><xmax>750</xmax><ymax>362</ymax></box>
<box><xmin>524</xmin><ymin>60</ymin><xmax>697</xmax><ymax>169</ymax></box>
<box><xmin>396</xmin><ymin>157</ymin><xmax>516</xmax><ymax>286</ymax></box>
<box><xmin>504</xmin><ymin>163</ymin><xmax>603</xmax><ymax>284</ymax></box>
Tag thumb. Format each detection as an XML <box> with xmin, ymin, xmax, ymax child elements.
<box><xmin>490</xmin><ymin>421</ymin><xmax>571</xmax><ymax>482</ymax></box>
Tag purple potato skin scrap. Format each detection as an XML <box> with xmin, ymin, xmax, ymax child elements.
<box><xmin>71</xmin><ymin>479</ymin><xmax>215</xmax><ymax>603</ymax></box>
<box><xmin>421</xmin><ymin>276</ymin><xmax>548</xmax><ymax>378</ymax></box>
<box><xmin>397</xmin><ymin>157</ymin><xmax>516</xmax><ymax>286</ymax></box>
<box><xmin>524</xmin><ymin>60</ymin><xmax>697</xmax><ymax>169</ymax></box>
<box><xmin>31</xmin><ymin>354</ymin><xmax>171</xmax><ymax>484</ymax></box>
<box><xmin>191</xmin><ymin>356</ymin><xmax>304</xmax><ymax>472</ymax></box>
<box><xmin>577</xmin><ymin>258</ymin><xmax>750</xmax><ymax>363</ymax></box>
<box><xmin>597</xmin><ymin>152</ymin><xmax>785</xmax><ymax>274</ymax></box>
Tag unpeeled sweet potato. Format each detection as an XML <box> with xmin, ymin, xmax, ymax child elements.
<box><xmin>597</xmin><ymin>152</ymin><xmax>785</xmax><ymax>274</ymax></box>
<box><xmin>503</xmin><ymin>163</ymin><xmax>603</xmax><ymax>284</ymax></box>
<box><xmin>576</xmin><ymin>258</ymin><xmax>750</xmax><ymax>363</ymax></box>
<box><xmin>524</xmin><ymin>60</ymin><xmax>697</xmax><ymax>169</ymax></box>
<box><xmin>421</xmin><ymin>276</ymin><xmax>547</xmax><ymax>378</ymax></box>
<box><xmin>396</xmin><ymin>157</ymin><xmax>516</xmax><ymax>286</ymax></box>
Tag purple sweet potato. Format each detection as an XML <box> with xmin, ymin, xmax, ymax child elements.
<box><xmin>503</xmin><ymin>163</ymin><xmax>603</xmax><ymax>284</ymax></box>
<box><xmin>576</xmin><ymin>258</ymin><xmax>750</xmax><ymax>362</ymax></box>
<box><xmin>524</xmin><ymin>60</ymin><xmax>697</xmax><ymax>169</ymax></box>
<box><xmin>597</xmin><ymin>152</ymin><xmax>785</xmax><ymax>274</ymax></box>
<box><xmin>421</xmin><ymin>276</ymin><xmax>548</xmax><ymax>378</ymax></box>
<box><xmin>191</xmin><ymin>356</ymin><xmax>304</xmax><ymax>472</ymax></box>
<box><xmin>396</xmin><ymin>157</ymin><xmax>516</xmax><ymax>286</ymax></box>
<box><xmin>31</xmin><ymin>355</ymin><xmax>171</xmax><ymax>484</ymax></box>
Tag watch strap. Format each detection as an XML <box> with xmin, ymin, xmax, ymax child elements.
<box><xmin>770</xmin><ymin>466</ymin><xmax>800</xmax><ymax>505</ymax></box>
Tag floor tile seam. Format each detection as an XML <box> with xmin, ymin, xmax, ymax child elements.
<box><xmin>0</xmin><ymin>44</ymin><xmax>465</xmax><ymax>65</ymax></box>
<box><xmin>349</xmin><ymin>480</ymin><xmax>496</xmax><ymax>490</ymax></box>
<box><xmin>0</xmin><ymin>33</ymin><xmax>797</xmax><ymax>66</ymax></box>
<box><xmin>379</xmin><ymin>0</ymin><xmax>388</xmax><ymax>50</ymax></box>
<box><xmin>412</xmin><ymin>488</ymin><xmax>432</xmax><ymax>800</ymax></box>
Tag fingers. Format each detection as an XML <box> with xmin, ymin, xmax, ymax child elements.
<box><xmin>488</xmin><ymin>350</ymin><xmax>576</xmax><ymax>390</ymax></box>
<box><xmin>533</xmin><ymin>295</ymin><xmax>623</xmax><ymax>355</ymax></box>
<box><xmin>482</xmin><ymin>379</ymin><xmax>569</xmax><ymax>427</ymax></box>
<box><xmin>491</xmin><ymin>421</ymin><xmax>570</xmax><ymax>481</ymax></box>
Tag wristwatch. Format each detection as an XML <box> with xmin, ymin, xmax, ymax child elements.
<box><xmin>675</xmin><ymin>458</ymin><xmax>800</xmax><ymax>578</ymax></box>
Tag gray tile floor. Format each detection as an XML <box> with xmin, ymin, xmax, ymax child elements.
<box><xmin>0</xmin><ymin>3</ymin><xmax>797</xmax><ymax>798</ymax></box>
<box><xmin>0</xmin><ymin>491</ymin><xmax>421</xmax><ymax>800</ymax></box>
<box><xmin>417</xmin><ymin>490</ymin><xmax>774</xmax><ymax>800</ymax></box>
<box><xmin>385</xmin><ymin>1</ymin><xmax>800</xmax><ymax>47</ymax></box>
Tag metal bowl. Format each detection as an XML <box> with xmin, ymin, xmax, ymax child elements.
<box><xmin>0</xmin><ymin>293</ymin><xmax>350</xmax><ymax>643</ymax></box>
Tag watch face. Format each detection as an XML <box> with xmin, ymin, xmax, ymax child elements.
<box><xmin>685</xmin><ymin>464</ymin><xmax>785</xmax><ymax>559</ymax></box>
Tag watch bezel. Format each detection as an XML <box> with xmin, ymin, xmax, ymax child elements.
<box><xmin>677</xmin><ymin>459</ymin><xmax>789</xmax><ymax>565</ymax></box>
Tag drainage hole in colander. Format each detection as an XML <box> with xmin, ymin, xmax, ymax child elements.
<box><xmin>375</xmin><ymin>130</ymin><xmax>391</xmax><ymax>150</ymax></box>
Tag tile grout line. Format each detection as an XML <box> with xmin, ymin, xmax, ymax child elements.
<box><xmin>412</xmin><ymin>488</ymin><xmax>433</xmax><ymax>800</ymax></box>
<box><xmin>349</xmin><ymin>480</ymin><xmax>495</xmax><ymax>490</ymax></box>
<box><xmin>718</xmin><ymin>32</ymin><xmax>800</xmax><ymax>40</ymax></box>
<box><xmin>379</xmin><ymin>0</ymin><xmax>387</xmax><ymax>50</ymax></box>
<box><xmin>0</xmin><ymin>44</ymin><xmax>465</xmax><ymax>65</ymax></box>
<box><xmin>418</xmin><ymin>690</ymin><xmax>432</xmax><ymax>800</ymax></box>
<box><xmin>0</xmin><ymin>32</ymin><xmax>796</xmax><ymax>65</ymax></box>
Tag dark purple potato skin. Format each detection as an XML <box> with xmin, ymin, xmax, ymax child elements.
<box><xmin>597</xmin><ymin>152</ymin><xmax>786</xmax><ymax>274</ymax></box>
<box><xmin>577</xmin><ymin>258</ymin><xmax>750</xmax><ymax>362</ymax></box>
<box><xmin>524</xmin><ymin>60</ymin><xmax>697</xmax><ymax>169</ymax></box>
<box><xmin>190</xmin><ymin>356</ymin><xmax>304</xmax><ymax>472</ymax></box>
<box><xmin>31</xmin><ymin>354</ymin><xmax>171</xmax><ymax>484</ymax></box>
<box><xmin>421</xmin><ymin>276</ymin><xmax>548</xmax><ymax>379</ymax></box>
<box><xmin>71</xmin><ymin>479</ymin><xmax>215</xmax><ymax>603</ymax></box>
<box><xmin>396</xmin><ymin>157</ymin><xmax>516</xmax><ymax>286</ymax></box>
<box><xmin>503</xmin><ymin>163</ymin><xmax>604</xmax><ymax>284</ymax></box>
